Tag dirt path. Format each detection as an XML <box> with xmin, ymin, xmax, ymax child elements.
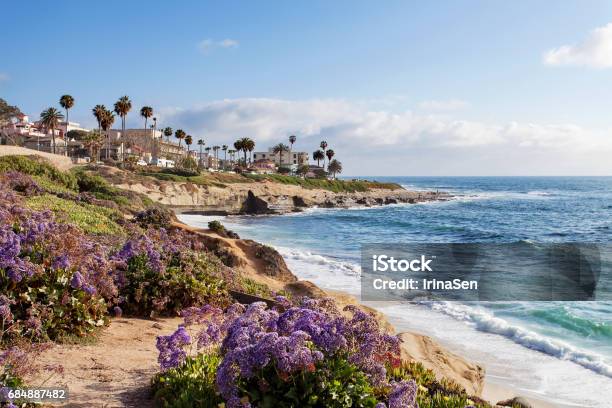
<box><xmin>38</xmin><ymin>317</ymin><xmax>181</xmax><ymax>408</ymax></box>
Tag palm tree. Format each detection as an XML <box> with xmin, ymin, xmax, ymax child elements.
<box><xmin>175</xmin><ymin>129</ymin><xmax>186</xmax><ymax>148</ymax></box>
<box><xmin>234</xmin><ymin>138</ymin><xmax>250</xmax><ymax>166</ymax></box>
<box><xmin>320</xmin><ymin>140</ymin><xmax>328</xmax><ymax>168</ymax></box>
<box><xmin>272</xmin><ymin>143</ymin><xmax>290</xmax><ymax>167</ymax></box>
<box><xmin>197</xmin><ymin>139</ymin><xmax>205</xmax><ymax>167</ymax></box>
<box><xmin>328</xmin><ymin>159</ymin><xmax>342</xmax><ymax>179</ymax></box>
<box><xmin>83</xmin><ymin>130</ymin><xmax>103</xmax><ymax>161</ymax></box>
<box><xmin>313</xmin><ymin>149</ymin><xmax>325</xmax><ymax>167</ymax></box>
<box><xmin>140</xmin><ymin>106</ymin><xmax>153</xmax><ymax>132</ymax></box>
<box><xmin>163</xmin><ymin>127</ymin><xmax>173</xmax><ymax>143</ymax></box>
<box><xmin>40</xmin><ymin>107</ymin><xmax>64</xmax><ymax>154</ymax></box>
<box><xmin>222</xmin><ymin>145</ymin><xmax>228</xmax><ymax>170</ymax></box>
<box><xmin>114</xmin><ymin>96</ymin><xmax>132</xmax><ymax>157</ymax></box>
<box><xmin>100</xmin><ymin>110</ymin><xmax>115</xmax><ymax>160</ymax></box>
<box><xmin>289</xmin><ymin>135</ymin><xmax>296</xmax><ymax>150</ymax></box>
<box><xmin>228</xmin><ymin>149</ymin><xmax>236</xmax><ymax>164</ymax></box>
<box><xmin>325</xmin><ymin>149</ymin><xmax>335</xmax><ymax>170</ymax></box>
<box><xmin>59</xmin><ymin>95</ymin><xmax>74</xmax><ymax>155</ymax></box>
<box><xmin>185</xmin><ymin>135</ymin><xmax>193</xmax><ymax>152</ymax></box>
<box><xmin>92</xmin><ymin>105</ymin><xmax>106</xmax><ymax>143</ymax></box>
<box><xmin>212</xmin><ymin>145</ymin><xmax>220</xmax><ymax>161</ymax></box>
<box><xmin>245</xmin><ymin>138</ymin><xmax>255</xmax><ymax>164</ymax></box>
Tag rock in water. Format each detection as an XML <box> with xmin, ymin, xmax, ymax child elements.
<box><xmin>240</xmin><ymin>190</ymin><xmax>275</xmax><ymax>214</ymax></box>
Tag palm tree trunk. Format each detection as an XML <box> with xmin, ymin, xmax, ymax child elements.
<box><xmin>65</xmin><ymin>109</ymin><xmax>69</xmax><ymax>156</ymax></box>
<box><xmin>122</xmin><ymin>115</ymin><xmax>126</xmax><ymax>161</ymax></box>
<box><xmin>51</xmin><ymin>126</ymin><xmax>56</xmax><ymax>154</ymax></box>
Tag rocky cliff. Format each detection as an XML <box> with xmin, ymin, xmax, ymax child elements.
<box><xmin>109</xmin><ymin>173</ymin><xmax>449</xmax><ymax>215</ymax></box>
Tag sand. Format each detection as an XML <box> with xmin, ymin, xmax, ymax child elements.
<box><xmin>37</xmin><ymin>317</ymin><xmax>182</xmax><ymax>407</ymax></box>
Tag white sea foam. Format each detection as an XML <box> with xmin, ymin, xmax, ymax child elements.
<box><xmin>426</xmin><ymin>301</ymin><xmax>612</xmax><ymax>378</ymax></box>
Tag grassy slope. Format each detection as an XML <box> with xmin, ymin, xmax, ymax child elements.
<box><xmin>124</xmin><ymin>167</ymin><xmax>402</xmax><ymax>193</ymax></box>
<box><xmin>244</xmin><ymin>173</ymin><xmax>401</xmax><ymax>193</ymax></box>
<box><xmin>25</xmin><ymin>194</ymin><xmax>125</xmax><ymax>235</ymax></box>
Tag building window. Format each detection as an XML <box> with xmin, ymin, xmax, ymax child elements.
<box><xmin>253</xmin><ymin>154</ymin><xmax>257</xmax><ymax>159</ymax></box>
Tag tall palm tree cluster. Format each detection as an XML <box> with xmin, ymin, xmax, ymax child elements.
<box><xmin>40</xmin><ymin>94</ymin><xmax>342</xmax><ymax>177</ymax></box>
<box><xmin>233</xmin><ymin>137</ymin><xmax>255</xmax><ymax>165</ymax></box>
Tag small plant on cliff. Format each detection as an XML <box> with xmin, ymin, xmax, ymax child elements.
<box><xmin>208</xmin><ymin>220</ymin><xmax>225</xmax><ymax>234</ymax></box>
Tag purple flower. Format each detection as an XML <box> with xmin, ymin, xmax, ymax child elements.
<box><xmin>388</xmin><ymin>380</ymin><xmax>418</xmax><ymax>408</ymax></box>
<box><xmin>113</xmin><ymin>306</ymin><xmax>123</xmax><ymax>317</ymax></box>
<box><xmin>156</xmin><ymin>326</ymin><xmax>191</xmax><ymax>371</ymax></box>
<box><xmin>52</xmin><ymin>254</ymin><xmax>70</xmax><ymax>270</ymax></box>
<box><xmin>70</xmin><ymin>271</ymin><xmax>85</xmax><ymax>289</ymax></box>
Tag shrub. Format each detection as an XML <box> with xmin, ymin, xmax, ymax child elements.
<box><xmin>176</xmin><ymin>157</ymin><xmax>198</xmax><ymax>172</ymax></box>
<box><xmin>207</xmin><ymin>220</ymin><xmax>239</xmax><ymax>239</ymax></box>
<box><xmin>0</xmin><ymin>155</ymin><xmax>77</xmax><ymax>190</ymax></box>
<box><xmin>242</xmin><ymin>354</ymin><xmax>380</xmax><ymax>407</ymax></box>
<box><xmin>1</xmin><ymin>171</ymin><xmax>43</xmax><ymax>196</ymax></box>
<box><xmin>208</xmin><ymin>220</ymin><xmax>224</xmax><ymax>233</ymax></box>
<box><xmin>155</xmin><ymin>298</ymin><xmax>419</xmax><ymax>408</ymax></box>
<box><xmin>0</xmin><ymin>188</ymin><xmax>113</xmax><ymax>341</ymax></box>
<box><xmin>135</xmin><ymin>207</ymin><xmax>174</xmax><ymax>229</ymax></box>
<box><xmin>113</xmin><ymin>233</ymin><xmax>230</xmax><ymax>317</ymax></box>
<box><xmin>25</xmin><ymin>194</ymin><xmax>125</xmax><ymax>236</ymax></box>
<box><xmin>73</xmin><ymin>168</ymin><xmax>154</xmax><ymax>213</ymax></box>
<box><xmin>388</xmin><ymin>361</ymin><xmax>491</xmax><ymax>408</ymax></box>
<box><xmin>160</xmin><ymin>167</ymin><xmax>200</xmax><ymax>177</ymax></box>
<box><xmin>151</xmin><ymin>353</ymin><xmax>222</xmax><ymax>408</ymax></box>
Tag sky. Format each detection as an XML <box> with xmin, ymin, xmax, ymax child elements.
<box><xmin>2</xmin><ymin>0</ymin><xmax>612</xmax><ymax>175</ymax></box>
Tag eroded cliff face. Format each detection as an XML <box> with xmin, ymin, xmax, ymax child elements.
<box><xmin>113</xmin><ymin>178</ymin><xmax>449</xmax><ymax>215</ymax></box>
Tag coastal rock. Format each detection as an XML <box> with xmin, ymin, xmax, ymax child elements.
<box><xmin>250</xmin><ymin>240</ymin><xmax>296</xmax><ymax>282</ymax></box>
<box><xmin>284</xmin><ymin>281</ymin><xmax>328</xmax><ymax>298</ymax></box>
<box><xmin>292</xmin><ymin>195</ymin><xmax>308</xmax><ymax>207</ymax></box>
<box><xmin>496</xmin><ymin>397</ymin><xmax>533</xmax><ymax>408</ymax></box>
<box><xmin>104</xmin><ymin>165</ymin><xmax>451</xmax><ymax>214</ymax></box>
<box><xmin>398</xmin><ymin>332</ymin><xmax>485</xmax><ymax>396</ymax></box>
<box><xmin>240</xmin><ymin>190</ymin><xmax>276</xmax><ymax>215</ymax></box>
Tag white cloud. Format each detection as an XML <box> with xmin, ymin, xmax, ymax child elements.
<box><xmin>197</xmin><ymin>38</ymin><xmax>239</xmax><ymax>55</ymax></box>
<box><xmin>0</xmin><ymin>73</ymin><xmax>9</xmax><ymax>82</ymax></box>
<box><xmin>159</xmin><ymin>98</ymin><xmax>612</xmax><ymax>153</ymax></box>
<box><xmin>418</xmin><ymin>99</ymin><xmax>469</xmax><ymax>111</ymax></box>
<box><xmin>544</xmin><ymin>23</ymin><xmax>612</xmax><ymax>68</ymax></box>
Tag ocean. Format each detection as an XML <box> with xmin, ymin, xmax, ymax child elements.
<box><xmin>178</xmin><ymin>176</ymin><xmax>612</xmax><ymax>407</ymax></box>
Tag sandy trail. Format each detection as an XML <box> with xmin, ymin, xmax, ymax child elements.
<box><xmin>39</xmin><ymin>317</ymin><xmax>181</xmax><ymax>408</ymax></box>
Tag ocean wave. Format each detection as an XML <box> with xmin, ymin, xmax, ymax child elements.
<box><xmin>447</xmin><ymin>190</ymin><xmax>557</xmax><ymax>203</ymax></box>
<box><xmin>276</xmin><ymin>247</ymin><xmax>361</xmax><ymax>277</ymax></box>
<box><xmin>427</xmin><ymin>301</ymin><xmax>612</xmax><ymax>378</ymax></box>
<box><xmin>530</xmin><ymin>307</ymin><xmax>612</xmax><ymax>339</ymax></box>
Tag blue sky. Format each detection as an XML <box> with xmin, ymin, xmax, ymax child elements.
<box><xmin>2</xmin><ymin>1</ymin><xmax>612</xmax><ymax>175</ymax></box>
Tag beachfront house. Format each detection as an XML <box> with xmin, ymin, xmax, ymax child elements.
<box><xmin>252</xmin><ymin>147</ymin><xmax>309</xmax><ymax>172</ymax></box>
